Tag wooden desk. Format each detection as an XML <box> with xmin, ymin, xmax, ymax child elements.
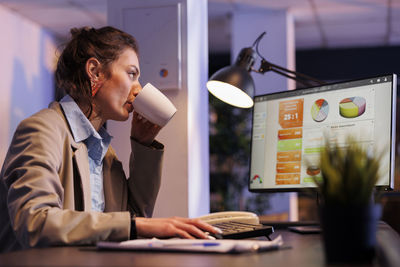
<box><xmin>1</xmin><ymin>222</ymin><xmax>399</xmax><ymax>267</ymax></box>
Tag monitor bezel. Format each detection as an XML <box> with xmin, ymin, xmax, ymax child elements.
<box><xmin>248</xmin><ymin>73</ymin><xmax>397</xmax><ymax>193</ymax></box>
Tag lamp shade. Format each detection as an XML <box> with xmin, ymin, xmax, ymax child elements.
<box><xmin>207</xmin><ymin>48</ymin><xmax>256</xmax><ymax>109</ymax></box>
<box><xmin>207</xmin><ymin>65</ymin><xmax>255</xmax><ymax>108</ymax></box>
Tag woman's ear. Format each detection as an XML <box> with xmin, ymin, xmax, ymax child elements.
<box><xmin>86</xmin><ymin>57</ymin><xmax>104</xmax><ymax>97</ymax></box>
<box><xmin>86</xmin><ymin>57</ymin><xmax>102</xmax><ymax>80</ymax></box>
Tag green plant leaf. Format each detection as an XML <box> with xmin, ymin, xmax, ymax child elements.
<box><xmin>311</xmin><ymin>136</ymin><xmax>382</xmax><ymax>205</ymax></box>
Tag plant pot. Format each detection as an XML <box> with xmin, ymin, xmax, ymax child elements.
<box><xmin>320</xmin><ymin>203</ymin><xmax>381</xmax><ymax>264</ymax></box>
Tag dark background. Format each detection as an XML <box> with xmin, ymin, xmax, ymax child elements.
<box><xmin>296</xmin><ymin>46</ymin><xmax>400</xmax><ymax>82</ymax></box>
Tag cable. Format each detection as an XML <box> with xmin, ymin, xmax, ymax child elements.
<box><xmin>252</xmin><ymin>31</ymin><xmax>266</xmax><ymax>47</ymax></box>
<box><xmin>253</xmin><ymin>32</ymin><xmax>266</xmax><ymax>61</ymax></box>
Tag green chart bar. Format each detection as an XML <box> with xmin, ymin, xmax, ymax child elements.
<box><xmin>277</xmin><ymin>139</ymin><xmax>302</xmax><ymax>152</ymax></box>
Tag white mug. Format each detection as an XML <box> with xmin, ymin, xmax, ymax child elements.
<box><xmin>132</xmin><ymin>83</ymin><xmax>177</xmax><ymax>127</ymax></box>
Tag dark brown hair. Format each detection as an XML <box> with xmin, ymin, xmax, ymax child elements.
<box><xmin>55</xmin><ymin>26</ymin><xmax>139</xmax><ymax>117</ymax></box>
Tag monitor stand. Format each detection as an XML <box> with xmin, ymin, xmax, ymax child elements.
<box><xmin>260</xmin><ymin>219</ymin><xmax>321</xmax><ymax>234</ymax></box>
<box><xmin>259</xmin><ymin>192</ymin><xmax>322</xmax><ymax>234</ymax></box>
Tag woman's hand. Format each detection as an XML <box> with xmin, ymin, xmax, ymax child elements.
<box><xmin>130</xmin><ymin>112</ymin><xmax>161</xmax><ymax>146</ymax></box>
<box><xmin>135</xmin><ymin>217</ymin><xmax>222</xmax><ymax>239</ymax></box>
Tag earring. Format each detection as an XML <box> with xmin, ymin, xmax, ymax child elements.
<box><xmin>91</xmin><ymin>79</ymin><xmax>100</xmax><ymax>97</ymax></box>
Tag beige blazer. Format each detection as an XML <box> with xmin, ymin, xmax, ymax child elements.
<box><xmin>0</xmin><ymin>102</ymin><xmax>163</xmax><ymax>252</ymax></box>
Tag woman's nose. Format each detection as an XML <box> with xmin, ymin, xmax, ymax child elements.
<box><xmin>132</xmin><ymin>83</ymin><xmax>142</xmax><ymax>96</ymax></box>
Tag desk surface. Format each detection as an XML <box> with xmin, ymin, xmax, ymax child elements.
<box><xmin>1</xmin><ymin>222</ymin><xmax>399</xmax><ymax>267</ymax></box>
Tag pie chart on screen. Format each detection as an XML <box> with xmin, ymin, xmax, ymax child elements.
<box><xmin>339</xmin><ymin>97</ymin><xmax>366</xmax><ymax>118</ymax></box>
<box><xmin>311</xmin><ymin>99</ymin><xmax>329</xmax><ymax>122</ymax></box>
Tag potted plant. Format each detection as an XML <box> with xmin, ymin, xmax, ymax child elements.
<box><xmin>312</xmin><ymin>137</ymin><xmax>382</xmax><ymax>264</ymax></box>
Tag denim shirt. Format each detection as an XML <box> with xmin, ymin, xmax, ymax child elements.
<box><xmin>60</xmin><ymin>95</ymin><xmax>112</xmax><ymax>212</ymax></box>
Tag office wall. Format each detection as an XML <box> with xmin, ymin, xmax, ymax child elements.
<box><xmin>0</xmin><ymin>6</ymin><xmax>56</xmax><ymax>166</ymax></box>
<box><xmin>231</xmin><ymin>9</ymin><xmax>298</xmax><ymax>221</ymax></box>
<box><xmin>232</xmin><ymin>9</ymin><xmax>296</xmax><ymax>95</ymax></box>
<box><xmin>107</xmin><ymin>0</ymin><xmax>210</xmax><ymax>218</ymax></box>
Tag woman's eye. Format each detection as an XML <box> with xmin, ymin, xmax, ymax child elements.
<box><xmin>128</xmin><ymin>72</ymin><xmax>137</xmax><ymax>79</ymax></box>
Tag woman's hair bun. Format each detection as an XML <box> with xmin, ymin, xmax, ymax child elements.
<box><xmin>70</xmin><ymin>27</ymin><xmax>93</xmax><ymax>38</ymax></box>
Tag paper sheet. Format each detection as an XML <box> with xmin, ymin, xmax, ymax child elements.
<box><xmin>97</xmin><ymin>235</ymin><xmax>283</xmax><ymax>253</ymax></box>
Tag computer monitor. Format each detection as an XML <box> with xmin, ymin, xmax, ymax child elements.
<box><xmin>249</xmin><ymin>74</ymin><xmax>397</xmax><ymax>192</ymax></box>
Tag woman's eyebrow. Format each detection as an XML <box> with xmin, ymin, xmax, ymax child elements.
<box><xmin>130</xmin><ymin>65</ymin><xmax>140</xmax><ymax>75</ymax></box>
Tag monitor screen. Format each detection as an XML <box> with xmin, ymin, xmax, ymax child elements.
<box><xmin>249</xmin><ymin>74</ymin><xmax>397</xmax><ymax>192</ymax></box>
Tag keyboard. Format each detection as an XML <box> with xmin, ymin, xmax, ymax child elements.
<box><xmin>211</xmin><ymin>221</ymin><xmax>274</xmax><ymax>239</ymax></box>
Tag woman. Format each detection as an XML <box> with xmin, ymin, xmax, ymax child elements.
<box><xmin>0</xmin><ymin>26</ymin><xmax>219</xmax><ymax>252</ymax></box>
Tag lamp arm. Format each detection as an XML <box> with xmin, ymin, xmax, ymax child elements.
<box><xmin>269</xmin><ymin>68</ymin><xmax>314</xmax><ymax>87</ymax></box>
<box><xmin>257</xmin><ymin>59</ymin><xmax>325</xmax><ymax>86</ymax></box>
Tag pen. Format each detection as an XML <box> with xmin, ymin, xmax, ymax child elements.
<box><xmin>149</xmin><ymin>241</ymin><xmax>220</xmax><ymax>248</ymax></box>
<box><xmin>189</xmin><ymin>242</ymin><xmax>220</xmax><ymax>247</ymax></box>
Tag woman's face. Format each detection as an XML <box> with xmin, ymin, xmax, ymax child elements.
<box><xmin>94</xmin><ymin>48</ymin><xmax>141</xmax><ymax>122</ymax></box>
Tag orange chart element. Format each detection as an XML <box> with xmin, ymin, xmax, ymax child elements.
<box><xmin>279</xmin><ymin>99</ymin><xmax>304</xmax><ymax>129</ymax></box>
<box><xmin>277</xmin><ymin>151</ymin><xmax>302</xmax><ymax>162</ymax></box>
<box><xmin>276</xmin><ymin>162</ymin><xmax>301</xmax><ymax>173</ymax></box>
<box><xmin>278</xmin><ymin>128</ymin><xmax>303</xmax><ymax>140</ymax></box>
<box><xmin>306</xmin><ymin>166</ymin><xmax>321</xmax><ymax>176</ymax></box>
<box><xmin>276</xmin><ymin>174</ymin><xmax>300</xmax><ymax>185</ymax></box>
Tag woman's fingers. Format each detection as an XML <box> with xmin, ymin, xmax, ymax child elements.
<box><xmin>130</xmin><ymin>112</ymin><xmax>161</xmax><ymax>145</ymax></box>
<box><xmin>173</xmin><ymin>228</ymin><xmax>196</xmax><ymax>239</ymax></box>
<box><xmin>134</xmin><ymin>113</ymin><xmax>148</xmax><ymax>123</ymax></box>
<box><xmin>171</xmin><ymin>218</ymin><xmax>209</xmax><ymax>239</ymax></box>
<box><xmin>135</xmin><ymin>217</ymin><xmax>221</xmax><ymax>240</ymax></box>
<box><xmin>186</xmin><ymin>218</ymin><xmax>222</xmax><ymax>234</ymax></box>
<box><xmin>174</xmin><ymin>218</ymin><xmax>222</xmax><ymax>238</ymax></box>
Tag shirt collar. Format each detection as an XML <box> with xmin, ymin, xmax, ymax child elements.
<box><xmin>59</xmin><ymin>94</ymin><xmax>112</xmax><ymax>144</ymax></box>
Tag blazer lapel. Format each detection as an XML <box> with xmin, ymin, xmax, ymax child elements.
<box><xmin>72</xmin><ymin>142</ymin><xmax>92</xmax><ymax>211</ymax></box>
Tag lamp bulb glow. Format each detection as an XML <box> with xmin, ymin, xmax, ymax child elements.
<box><xmin>207</xmin><ymin>80</ymin><xmax>254</xmax><ymax>108</ymax></box>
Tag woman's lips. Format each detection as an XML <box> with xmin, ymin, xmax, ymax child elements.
<box><xmin>125</xmin><ymin>95</ymin><xmax>135</xmax><ymax>113</ymax></box>
<box><xmin>125</xmin><ymin>102</ymin><xmax>134</xmax><ymax>113</ymax></box>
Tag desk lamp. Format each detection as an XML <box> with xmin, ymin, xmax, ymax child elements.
<box><xmin>206</xmin><ymin>32</ymin><xmax>325</xmax><ymax>108</ymax></box>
